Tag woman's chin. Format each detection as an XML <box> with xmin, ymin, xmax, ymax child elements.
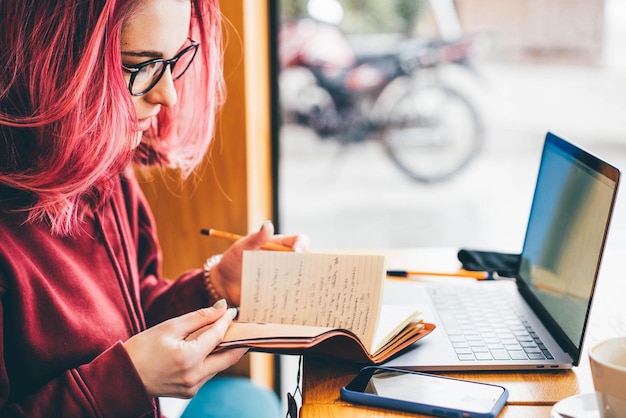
<box><xmin>137</xmin><ymin>117</ymin><xmax>152</xmax><ymax>132</ymax></box>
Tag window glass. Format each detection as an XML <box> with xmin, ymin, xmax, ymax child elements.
<box><xmin>276</xmin><ymin>0</ymin><xmax>626</xmax><ymax>252</ymax></box>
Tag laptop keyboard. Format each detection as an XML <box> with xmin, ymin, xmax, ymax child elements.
<box><xmin>428</xmin><ymin>286</ymin><xmax>555</xmax><ymax>361</ymax></box>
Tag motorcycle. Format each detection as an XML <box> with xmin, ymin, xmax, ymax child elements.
<box><xmin>278</xmin><ymin>18</ymin><xmax>484</xmax><ymax>183</ymax></box>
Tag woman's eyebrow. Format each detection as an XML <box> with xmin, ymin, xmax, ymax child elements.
<box><xmin>121</xmin><ymin>50</ymin><xmax>163</xmax><ymax>59</ymax></box>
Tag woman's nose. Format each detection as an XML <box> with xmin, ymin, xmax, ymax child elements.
<box><xmin>144</xmin><ymin>69</ymin><xmax>178</xmax><ymax>107</ymax></box>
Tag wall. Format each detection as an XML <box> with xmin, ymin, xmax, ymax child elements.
<box><xmin>457</xmin><ymin>0</ymin><xmax>605</xmax><ymax>65</ymax></box>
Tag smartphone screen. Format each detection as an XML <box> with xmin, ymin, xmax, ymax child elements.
<box><xmin>341</xmin><ymin>366</ymin><xmax>508</xmax><ymax>417</ymax></box>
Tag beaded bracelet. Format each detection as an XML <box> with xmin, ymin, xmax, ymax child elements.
<box><xmin>203</xmin><ymin>254</ymin><xmax>224</xmax><ymax>302</ymax></box>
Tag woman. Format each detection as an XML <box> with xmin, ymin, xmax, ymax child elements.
<box><xmin>0</xmin><ymin>0</ymin><xmax>305</xmax><ymax>416</ymax></box>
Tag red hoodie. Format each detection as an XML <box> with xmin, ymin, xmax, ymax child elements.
<box><xmin>0</xmin><ymin>171</ymin><xmax>211</xmax><ymax>417</ymax></box>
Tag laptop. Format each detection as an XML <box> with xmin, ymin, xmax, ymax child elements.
<box><xmin>384</xmin><ymin>132</ymin><xmax>620</xmax><ymax>371</ymax></box>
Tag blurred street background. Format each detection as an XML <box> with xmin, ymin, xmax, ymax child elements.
<box><xmin>277</xmin><ymin>0</ymin><xmax>626</xmax><ymax>254</ymax></box>
<box><xmin>278</xmin><ymin>63</ymin><xmax>626</xmax><ymax>253</ymax></box>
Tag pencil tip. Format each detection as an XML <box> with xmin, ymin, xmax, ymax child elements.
<box><xmin>200</xmin><ymin>229</ymin><xmax>210</xmax><ymax>235</ymax></box>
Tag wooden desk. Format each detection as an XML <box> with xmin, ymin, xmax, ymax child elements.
<box><xmin>299</xmin><ymin>247</ymin><xmax>626</xmax><ymax>417</ymax></box>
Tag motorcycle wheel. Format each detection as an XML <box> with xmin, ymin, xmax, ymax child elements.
<box><xmin>380</xmin><ymin>83</ymin><xmax>483</xmax><ymax>183</ymax></box>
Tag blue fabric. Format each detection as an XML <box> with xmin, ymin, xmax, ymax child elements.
<box><xmin>181</xmin><ymin>377</ymin><xmax>282</xmax><ymax>418</ymax></box>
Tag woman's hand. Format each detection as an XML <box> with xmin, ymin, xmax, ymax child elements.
<box><xmin>123</xmin><ymin>300</ymin><xmax>246</xmax><ymax>398</ymax></box>
<box><xmin>212</xmin><ymin>221</ymin><xmax>309</xmax><ymax>305</ymax></box>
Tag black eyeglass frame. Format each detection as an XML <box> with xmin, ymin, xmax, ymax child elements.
<box><xmin>122</xmin><ymin>39</ymin><xmax>199</xmax><ymax>96</ymax></box>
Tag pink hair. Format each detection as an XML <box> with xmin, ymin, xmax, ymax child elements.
<box><xmin>0</xmin><ymin>0</ymin><xmax>224</xmax><ymax>235</ymax></box>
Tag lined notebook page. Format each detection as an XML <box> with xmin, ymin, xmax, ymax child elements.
<box><xmin>239</xmin><ymin>251</ymin><xmax>386</xmax><ymax>351</ymax></box>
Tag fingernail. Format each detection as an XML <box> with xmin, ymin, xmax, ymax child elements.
<box><xmin>260</xmin><ymin>220</ymin><xmax>273</xmax><ymax>231</ymax></box>
<box><xmin>228</xmin><ymin>307</ymin><xmax>239</xmax><ymax>319</ymax></box>
<box><xmin>213</xmin><ymin>299</ymin><xmax>227</xmax><ymax>309</ymax></box>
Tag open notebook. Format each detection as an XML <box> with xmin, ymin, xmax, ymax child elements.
<box><xmin>214</xmin><ymin>251</ymin><xmax>434</xmax><ymax>364</ymax></box>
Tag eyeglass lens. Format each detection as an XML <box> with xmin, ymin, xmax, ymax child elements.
<box><xmin>130</xmin><ymin>45</ymin><xmax>197</xmax><ymax>95</ymax></box>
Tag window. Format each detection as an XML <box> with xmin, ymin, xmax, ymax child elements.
<box><xmin>274</xmin><ymin>0</ymin><xmax>626</xmax><ymax>251</ymax></box>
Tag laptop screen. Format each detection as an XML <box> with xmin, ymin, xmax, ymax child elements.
<box><xmin>518</xmin><ymin>132</ymin><xmax>620</xmax><ymax>355</ymax></box>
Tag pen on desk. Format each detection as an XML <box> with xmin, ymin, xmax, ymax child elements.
<box><xmin>200</xmin><ymin>228</ymin><xmax>293</xmax><ymax>252</ymax></box>
<box><xmin>386</xmin><ymin>269</ymin><xmax>490</xmax><ymax>280</ymax></box>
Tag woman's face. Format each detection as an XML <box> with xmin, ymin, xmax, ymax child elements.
<box><xmin>121</xmin><ymin>0</ymin><xmax>191</xmax><ymax>134</ymax></box>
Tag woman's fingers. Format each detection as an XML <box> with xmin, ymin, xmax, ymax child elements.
<box><xmin>169</xmin><ymin>301</ymin><xmax>229</xmax><ymax>339</ymax></box>
<box><xmin>269</xmin><ymin>233</ymin><xmax>310</xmax><ymax>252</ymax></box>
<box><xmin>186</xmin><ymin>306</ymin><xmax>238</xmax><ymax>352</ymax></box>
<box><xmin>239</xmin><ymin>221</ymin><xmax>274</xmax><ymax>249</ymax></box>
<box><xmin>202</xmin><ymin>347</ymin><xmax>248</xmax><ymax>375</ymax></box>
<box><xmin>243</xmin><ymin>221</ymin><xmax>309</xmax><ymax>252</ymax></box>
<box><xmin>123</xmin><ymin>302</ymin><xmax>242</xmax><ymax>397</ymax></box>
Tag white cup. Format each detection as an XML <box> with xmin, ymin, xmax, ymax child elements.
<box><xmin>589</xmin><ymin>337</ymin><xmax>626</xmax><ymax>418</ymax></box>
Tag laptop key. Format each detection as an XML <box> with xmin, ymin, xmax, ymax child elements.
<box><xmin>474</xmin><ymin>352</ymin><xmax>493</xmax><ymax>360</ymax></box>
<box><xmin>504</xmin><ymin>343</ymin><xmax>523</xmax><ymax>351</ymax></box>
<box><xmin>528</xmin><ymin>353</ymin><xmax>546</xmax><ymax>360</ymax></box>
<box><xmin>487</xmin><ymin>343</ymin><xmax>505</xmax><ymax>350</ymax></box>
<box><xmin>510</xmin><ymin>351</ymin><xmax>529</xmax><ymax>360</ymax></box>
<box><xmin>438</xmin><ymin>311</ymin><xmax>462</xmax><ymax>333</ymax></box>
<box><xmin>490</xmin><ymin>350</ymin><xmax>510</xmax><ymax>360</ymax></box>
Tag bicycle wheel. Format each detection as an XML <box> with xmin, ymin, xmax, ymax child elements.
<box><xmin>380</xmin><ymin>83</ymin><xmax>483</xmax><ymax>183</ymax></box>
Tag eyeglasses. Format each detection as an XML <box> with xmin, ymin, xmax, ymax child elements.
<box><xmin>122</xmin><ymin>39</ymin><xmax>199</xmax><ymax>96</ymax></box>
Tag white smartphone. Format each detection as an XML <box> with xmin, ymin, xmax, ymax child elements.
<box><xmin>340</xmin><ymin>366</ymin><xmax>508</xmax><ymax>418</ymax></box>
